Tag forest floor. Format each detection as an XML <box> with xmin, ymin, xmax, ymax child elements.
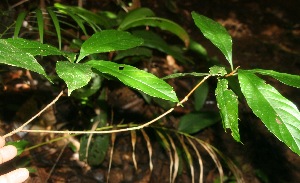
<box><xmin>0</xmin><ymin>0</ymin><xmax>300</xmax><ymax>182</ymax></box>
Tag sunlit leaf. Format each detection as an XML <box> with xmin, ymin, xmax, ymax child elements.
<box><xmin>77</xmin><ymin>30</ymin><xmax>143</xmax><ymax>62</ymax></box>
<box><xmin>216</xmin><ymin>79</ymin><xmax>240</xmax><ymax>142</ymax></box>
<box><xmin>192</xmin><ymin>12</ymin><xmax>233</xmax><ymax>70</ymax></box>
<box><xmin>56</xmin><ymin>61</ymin><xmax>92</xmax><ymax>95</ymax></box>
<box><xmin>0</xmin><ymin>39</ymin><xmax>49</xmax><ymax>80</ymax></box>
<box><xmin>238</xmin><ymin>69</ymin><xmax>300</xmax><ymax>155</ymax></box>
<box><xmin>249</xmin><ymin>69</ymin><xmax>300</xmax><ymax>88</ymax></box>
<box><xmin>86</xmin><ymin>60</ymin><xmax>178</xmax><ymax>102</ymax></box>
<box><xmin>6</xmin><ymin>38</ymin><xmax>64</xmax><ymax>57</ymax></box>
<box><xmin>209</xmin><ymin>65</ymin><xmax>227</xmax><ymax>76</ymax></box>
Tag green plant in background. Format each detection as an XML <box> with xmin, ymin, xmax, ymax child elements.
<box><xmin>1</xmin><ymin>3</ymin><xmax>300</xmax><ymax>183</ymax></box>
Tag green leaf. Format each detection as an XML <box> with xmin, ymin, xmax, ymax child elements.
<box><xmin>0</xmin><ymin>39</ymin><xmax>49</xmax><ymax>80</ymax></box>
<box><xmin>6</xmin><ymin>38</ymin><xmax>60</xmax><ymax>56</ymax></box>
<box><xmin>119</xmin><ymin>8</ymin><xmax>155</xmax><ymax>30</ymax></box>
<box><xmin>56</xmin><ymin>61</ymin><xmax>93</xmax><ymax>95</ymax></box>
<box><xmin>132</xmin><ymin>30</ymin><xmax>189</xmax><ymax>63</ymax></box>
<box><xmin>209</xmin><ymin>65</ymin><xmax>227</xmax><ymax>76</ymax></box>
<box><xmin>114</xmin><ymin>47</ymin><xmax>152</xmax><ymax>61</ymax></box>
<box><xmin>194</xmin><ymin>81</ymin><xmax>209</xmax><ymax>111</ymax></box>
<box><xmin>35</xmin><ymin>8</ymin><xmax>44</xmax><ymax>43</ymax></box>
<box><xmin>216</xmin><ymin>79</ymin><xmax>240</xmax><ymax>142</ymax></box>
<box><xmin>249</xmin><ymin>69</ymin><xmax>300</xmax><ymax>88</ymax></box>
<box><xmin>46</xmin><ymin>7</ymin><xmax>62</xmax><ymax>50</ymax></box>
<box><xmin>6</xmin><ymin>140</ymin><xmax>29</xmax><ymax>156</ymax></box>
<box><xmin>178</xmin><ymin>112</ymin><xmax>220</xmax><ymax>134</ymax></box>
<box><xmin>86</xmin><ymin>60</ymin><xmax>178</xmax><ymax>102</ymax></box>
<box><xmin>6</xmin><ymin>38</ymin><xmax>76</xmax><ymax>62</ymax></box>
<box><xmin>55</xmin><ymin>3</ymin><xmax>112</xmax><ymax>29</ymax></box>
<box><xmin>238</xmin><ymin>69</ymin><xmax>300</xmax><ymax>155</ymax></box>
<box><xmin>77</xmin><ymin>30</ymin><xmax>143</xmax><ymax>62</ymax></box>
<box><xmin>120</xmin><ymin>17</ymin><xmax>190</xmax><ymax>47</ymax></box>
<box><xmin>14</xmin><ymin>11</ymin><xmax>27</xmax><ymax>38</ymax></box>
<box><xmin>72</xmin><ymin>73</ymin><xmax>102</xmax><ymax>99</ymax></box>
<box><xmin>192</xmin><ymin>12</ymin><xmax>233</xmax><ymax>70</ymax></box>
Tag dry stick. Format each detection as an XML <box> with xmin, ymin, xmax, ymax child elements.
<box><xmin>21</xmin><ymin>75</ymin><xmax>211</xmax><ymax>135</ymax></box>
<box><xmin>3</xmin><ymin>91</ymin><xmax>64</xmax><ymax>138</ymax></box>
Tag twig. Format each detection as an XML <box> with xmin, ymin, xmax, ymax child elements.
<box><xmin>3</xmin><ymin>91</ymin><xmax>64</xmax><ymax>138</ymax></box>
<box><xmin>20</xmin><ymin>75</ymin><xmax>211</xmax><ymax>135</ymax></box>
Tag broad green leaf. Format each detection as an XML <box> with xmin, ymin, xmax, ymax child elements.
<box><xmin>56</xmin><ymin>61</ymin><xmax>92</xmax><ymax>95</ymax></box>
<box><xmin>14</xmin><ymin>11</ymin><xmax>27</xmax><ymax>38</ymax></box>
<box><xmin>132</xmin><ymin>30</ymin><xmax>189</xmax><ymax>63</ymax></box>
<box><xmin>178</xmin><ymin>112</ymin><xmax>220</xmax><ymax>134</ymax></box>
<box><xmin>238</xmin><ymin>69</ymin><xmax>300</xmax><ymax>155</ymax></box>
<box><xmin>114</xmin><ymin>47</ymin><xmax>152</xmax><ymax>61</ymax></box>
<box><xmin>119</xmin><ymin>8</ymin><xmax>155</xmax><ymax>30</ymax></box>
<box><xmin>0</xmin><ymin>39</ymin><xmax>49</xmax><ymax>79</ymax></box>
<box><xmin>6</xmin><ymin>38</ymin><xmax>76</xmax><ymax>62</ymax></box>
<box><xmin>6</xmin><ymin>140</ymin><xmax>29</xmax><ymax>156</ymax></box>
<box><xmin>249</xmin><ymin>69</ymin><xmax>300</xmax><ymax>88</ymax></box>
<box><xmin>86</xmin><ymin>60</ymin><xmax>178</xmax><ymax>102</ymax></box>
<box><xmin>35</xmin><ymin>9</ymin><xmax>44</xmax><ymax>43</ymax></box>
<box><xmin>77</xmin><ymin>30</ymin><xmax>143</xmax><ymax>62</ymax></box>
<box><xmin>119</xmin><ymin>17</ymin><xmax>190</xmax><ymax>47</ymax></box>
<box><xmin>194</xmin><ymin>81</ymin><xmax>209</xmax><ymax>111</ymax></box>
<box><xmin>46</xmin><ymin>7</ymin><xmax>62</xmax><ymax>50</ymax></box>
<box><xmin>72</xmin><ymin>73</ymin><xmax>102</xmax><ymax>99</ymax></box>
<box><xmin>192</xmin><ymin>12</ymin><xmax>233</xmax><ymax>70</ymax></box>
<box><xmin>209</xmin><ymin>65</ymin><xmax>227</xmax><ymax>76</ymax></box>
<box><xmin>6</xmin><ymin>38</ymin><xmax>60</xmax><ymax>56</ymax></box>
<box><xmin>216</xmin><ymin>79</ymin><xmax>240</xmax><ymax>142</ymax></box>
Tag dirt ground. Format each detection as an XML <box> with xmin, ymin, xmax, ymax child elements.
<box><xmin>0</xmin><ymin>0</ymin><xmax>300</xmax><ymax>182</ymax></box>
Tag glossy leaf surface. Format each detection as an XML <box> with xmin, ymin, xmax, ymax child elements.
<box><xmin>249</xmin><ymin>69</ymin><xmax>300</xmax><ymax>88</ymax></box>
<box><xmin>192</xmin><ymin>12</ymin><xmax>233</xmax><ymax>70</ymax></box>
<box><xmin>77</xmin><ymin>30</ymin><xmax>143</xmax><ymax>62</ymax></box>
<box><xmin>56</xmin><ymin>61</ymin><xmax>92</xmax><ymax>95</ymax></box>
<box><xmin>86</xmin><ymin>60</ymin><xmax>178</xmax><ymax>102</ymax></box>
<box><xmin>0</xmin><ymin>39</ymin><xmax>48</xmax><ymax>79</ymax></box>
<box><xmin>239</xmin><ymin>69</ymin><xmax>300</xmax><ymax>155</ymax></box>
<box><xmin>216</xmin><ymin>79</ymin><xmax>240</xmax><ymax>142</ymax></box>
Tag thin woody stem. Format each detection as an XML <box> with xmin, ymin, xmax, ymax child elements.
<box><xmin>3</xmin><ymin>91</ymin><xmax>64</xmax><ymax>138</ymax></box>
<box><xmin>19</xmin><ymin>75</ymin><xmax>211</xmax><ymax>135</ymax></box>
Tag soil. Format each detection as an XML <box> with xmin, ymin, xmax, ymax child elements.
<box><xmin>0</xmin><ymin>0</ymin><xmax>299</xmax><ymax>183</ymax></box>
